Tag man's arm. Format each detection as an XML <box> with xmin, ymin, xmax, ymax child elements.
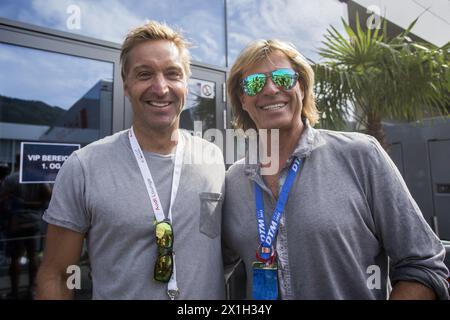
<box><xmin>366</xmin><ymin>137</ymin><xmax>449</xmax><ymax>299</ymax></box>
<box><xmin>36</xmin><ymin>224</ymin><xmax>84</xmax><ymax>300</ymax></box>
<box><xmin>390</xmin><ymin>281</ymin><xmax>437</xmax><ymax>300</ymax></box>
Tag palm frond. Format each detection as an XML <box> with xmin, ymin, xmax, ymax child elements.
<box><xmin>314</xmin><ymin>14</ymin><xmax>450</xmax><ymax>136</ymax></box>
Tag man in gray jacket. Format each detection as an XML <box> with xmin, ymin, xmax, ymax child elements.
<box><xmin>223</xmin><ymin>39</ymin><xmax>449</xmax><ymax>299</ymax></box>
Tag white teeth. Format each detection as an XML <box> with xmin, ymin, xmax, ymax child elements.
<box><xmin>260</xmin><ymin>103</ymin><xmax>286</xmax><ymax>110</ymax></box>
<box><xmin>147</xmin><ymin>101</ymin><xmax>171</xmax><ymax>107</ymax></box>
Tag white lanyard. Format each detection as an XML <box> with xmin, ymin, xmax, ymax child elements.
<box><xmin>128</xmin><ymin>126</ymin><xmax>184</xmax><ymax>299</ymax></box>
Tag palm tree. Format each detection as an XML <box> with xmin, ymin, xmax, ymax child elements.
<box><xmin>314</xmin><ymin>15</ymin><xmax>450</xmax><ymax>149</ymax></box>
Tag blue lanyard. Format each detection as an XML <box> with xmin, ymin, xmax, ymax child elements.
<box><xmin>255</xmin><ymin>157</ymin><xmax>302</xmax><ymax>261</ymax></box>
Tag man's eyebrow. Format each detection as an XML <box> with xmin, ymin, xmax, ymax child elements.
<box><xmin>131</xmin><ymin>65</ymin><xmax>183</xmax><ymax>72</ymax></box>
<box><xmin>132</xmin><ymin>65</ymin><xmax>151</xmax><ymax>72</ymax></box>
<box><xmin>165</xmin><ymin>65</ymin><xmax>183</xmax><ymax>71</ymax></box>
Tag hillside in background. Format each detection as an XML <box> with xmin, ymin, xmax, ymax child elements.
<box><xmin>0</xmin><ymin>95</ymin><xmax>65</xmax><ymax>126</ymax></box>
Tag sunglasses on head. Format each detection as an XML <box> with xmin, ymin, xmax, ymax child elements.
<box><xmin>241</xmin><ymin>68</ymin><xmax>299</xmax><ymax>96</ymax></box>
<box><xmin>154</xmin><ymin>220</ymin><xmax>174</xmax><ymax>283</ymax></box>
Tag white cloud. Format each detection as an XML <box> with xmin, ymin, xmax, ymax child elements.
<box><xmin>30</xmin><ymin>0</ymin><xmax>143</xmax><ymax>43</ymax></box>
<box><xmin>2</xmin><ymin>0</ymin><xmax>228</xmax><ymax>66</ymax></box>
<box><xmin>227</xmin><ymin>0</ymin><xmax>347</xmax><ymax>63</ymax></box>
<box><xmin>179</xmin><ymin>9</ymin><xmax>226</xmax><ymax>66</ymax></box>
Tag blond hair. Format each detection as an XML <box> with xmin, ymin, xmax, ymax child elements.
<box><xmin>120</xmin><ymin>20</ymin><xmax>191</xmax><ymax>81</ymax></box>
<box><xmin>227</xmin><ymin>39</ymin><xmax>319</xmax><ymax>130</ymax></box>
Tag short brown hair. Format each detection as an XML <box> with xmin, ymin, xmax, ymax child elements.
<box><xmin>120</xmin><ymin>20</ymin><xmax>191</xmax><ymax>81</ymax></box>
<box><xmin>227</xmin><ymin>39</ymin><xmax>319</xmax><ymax>130</ymax></box>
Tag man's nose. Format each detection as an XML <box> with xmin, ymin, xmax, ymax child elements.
<box><xmin>262</xmin><ymin>76</ymin><xmax>280</xmax><ymax>96</ymax></box>
<box><xmin>150</xmin><ymin>73</ymin><xmax>169</xmax><ymax>96</ymax></box>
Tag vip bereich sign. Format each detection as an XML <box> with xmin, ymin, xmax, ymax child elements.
<box><xmin>20</xmin><ymin>142</ymin><xmax>80</xmax><ymax>183</ymax></box>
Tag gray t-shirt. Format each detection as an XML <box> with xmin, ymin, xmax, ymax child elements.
<box><xmin>44</xmin><ymin>129</ymin><xmax>226</xmax><ymax>299</ymax></box>
<box><xmin>223</xmin><ymin>124</ymin><xmax>449</xmax><ymax>300</ymax></box>
<box><xmin>144</xmin><ymin>151</ymin><xmax>174</xmax><ymax>217</ymax></box>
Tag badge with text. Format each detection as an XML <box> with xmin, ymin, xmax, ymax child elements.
<box><xmin>256</xmin><ymin>244</ymin><xmax>276</xmax><ymax>263</ymax></box>
<box><xmin>252</xmin><ymin>261</ymin><xmax>278</xmax><ymax>300</ymax></box>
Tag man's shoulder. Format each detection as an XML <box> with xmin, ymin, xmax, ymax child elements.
<box><xmin>226</xmin><ymin>158</ymin><xmax>247</xmax><ymax>178</ymax></box>
<box><xmin>317</xmin><ymin>128</ymin><xmax>376</xmax><ymax>144</ymax></box>
<box><xmin>56</xmin><ymin>130</ymin><xmax>129</xmax><ymax>183</ymax></box>
<box><xmin>75</xmin><ymin>130</ymin><xmax>128</xmax><ymax>161</ymax></box>
<box><xmin>315</xmin><ymin>129</ymin><xmax>379</xmax><ymax>155</ymax></box>
<box><xmin>181</xmin><ymin>130</ymin><xmax>225</xmax><ymax>165</ymax></box>
<box><xmin>182</xmin><ymin>130</ymin><xmax>221</xmax><ymax>149</ymax></box>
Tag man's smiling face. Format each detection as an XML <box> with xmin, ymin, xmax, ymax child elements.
<box><xmin>124</xmin><ymin>39</ymin><xmax>188</xmax><ymax>133</ymax></box>
<box><xmin>240</xmin><ymin>50</ymin><xmax>304</xmax><ymax>131</ymax></box>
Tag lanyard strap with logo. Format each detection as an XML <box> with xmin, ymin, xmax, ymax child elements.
<box><xmin>252</xmin><ymin>157</ymin><xmax>302</xmax><ymax>300</ymax></box>
<box><xmin>129</xmin><ymin>126</ymin><xmax>184</xmax><ymax>300</ymax></box>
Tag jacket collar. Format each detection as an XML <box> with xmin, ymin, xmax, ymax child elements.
<box><xmin>243</xmin><ymin>119</ymin><xmax>325</xmax><ymax>180</ymax></box>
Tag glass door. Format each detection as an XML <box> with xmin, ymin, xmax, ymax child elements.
<box><xmin>0</xmin><ymin>20</ymin><xmax>123</xmax><ymax>300</ymax></box>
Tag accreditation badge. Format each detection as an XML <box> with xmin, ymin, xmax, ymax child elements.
<box><xmin>252</xmin><ymin>261</ymin><xmax>278</xmax><ymax>300</ymax></box>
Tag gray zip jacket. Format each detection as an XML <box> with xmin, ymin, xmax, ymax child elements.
<box><xmin>222</xmin><ymin>123</ymin><xmax>449</xmax><ymax>299</ymax></box>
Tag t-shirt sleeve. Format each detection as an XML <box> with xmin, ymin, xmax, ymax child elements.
<box><xmin>366</xmin><ymin>136</ymin><xmax>449</xmax><ymax>299</ymax></box>
<box><xmin>43</xmin><ymin>152</ymin><xmax>90</xmax><ymax>234</ymax></box>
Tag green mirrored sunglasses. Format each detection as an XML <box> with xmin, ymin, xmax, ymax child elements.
<box><xmin>154</xmin><ymin>220</ymin><xmax>174</xmax><ymax>283</ymax></box>
<box><xmin>241</xmin><ymin>68</ymin><xmax>299</xmax><ymax>96</ymax></box>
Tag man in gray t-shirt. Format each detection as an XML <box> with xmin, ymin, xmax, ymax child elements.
<box><xmin>36</xmin><ymin>21</ymin><xmax>225</xmax><ymax>300</ymax></box>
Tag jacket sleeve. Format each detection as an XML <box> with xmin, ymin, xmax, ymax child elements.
<box><xmin>366</xmin><ymin>137</ymin><xmax>449</xmax><ymax>299</ymax></box>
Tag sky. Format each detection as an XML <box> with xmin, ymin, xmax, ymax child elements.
<box><xmin>352</xmin><ymin>0</ymin><xmax>450</xmax><ymax>47</ymax></box>
<box><xmin>227</xmin><ymin>0</ymin><xmax>347</xmax><ymax>63</ymax></box>
<box><xmin>0</xmin><ymin>0</ymin><xmax>349</xmax><ymax>66</ymax></box>
<box><xmin>0</xmin><ymin>0</ymin><xmax>227</xmax><ymax>66</ymax></box>
<box><xmin>0</xmin><ymin>0</ymin><xmax>348</xmax><ymax>109</ymax></box>
<box><xmin>2</xmin><ymin>0</ymin><xmax>446</xmax><ymax>110</ymax></box>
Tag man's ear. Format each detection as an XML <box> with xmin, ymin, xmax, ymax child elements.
<box><xmin>299</xmin><ymin>82</ymin><xmax>305</xmax><ymax>100</ymax></box>
<box><xmin>123</xmin><ymin>81</ymin><xmax>129</xmax><ymax>98</ymax></box>
<box><xmin>240</xmin><ymin>95</ymin><xmax>248</xmax><ymax>111</ymax></box>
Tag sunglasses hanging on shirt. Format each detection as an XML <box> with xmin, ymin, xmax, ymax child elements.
<box><xmin>154</xmin><ymin>219</ymin><xmax>174</xmax><ymax>282</ymax></box>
